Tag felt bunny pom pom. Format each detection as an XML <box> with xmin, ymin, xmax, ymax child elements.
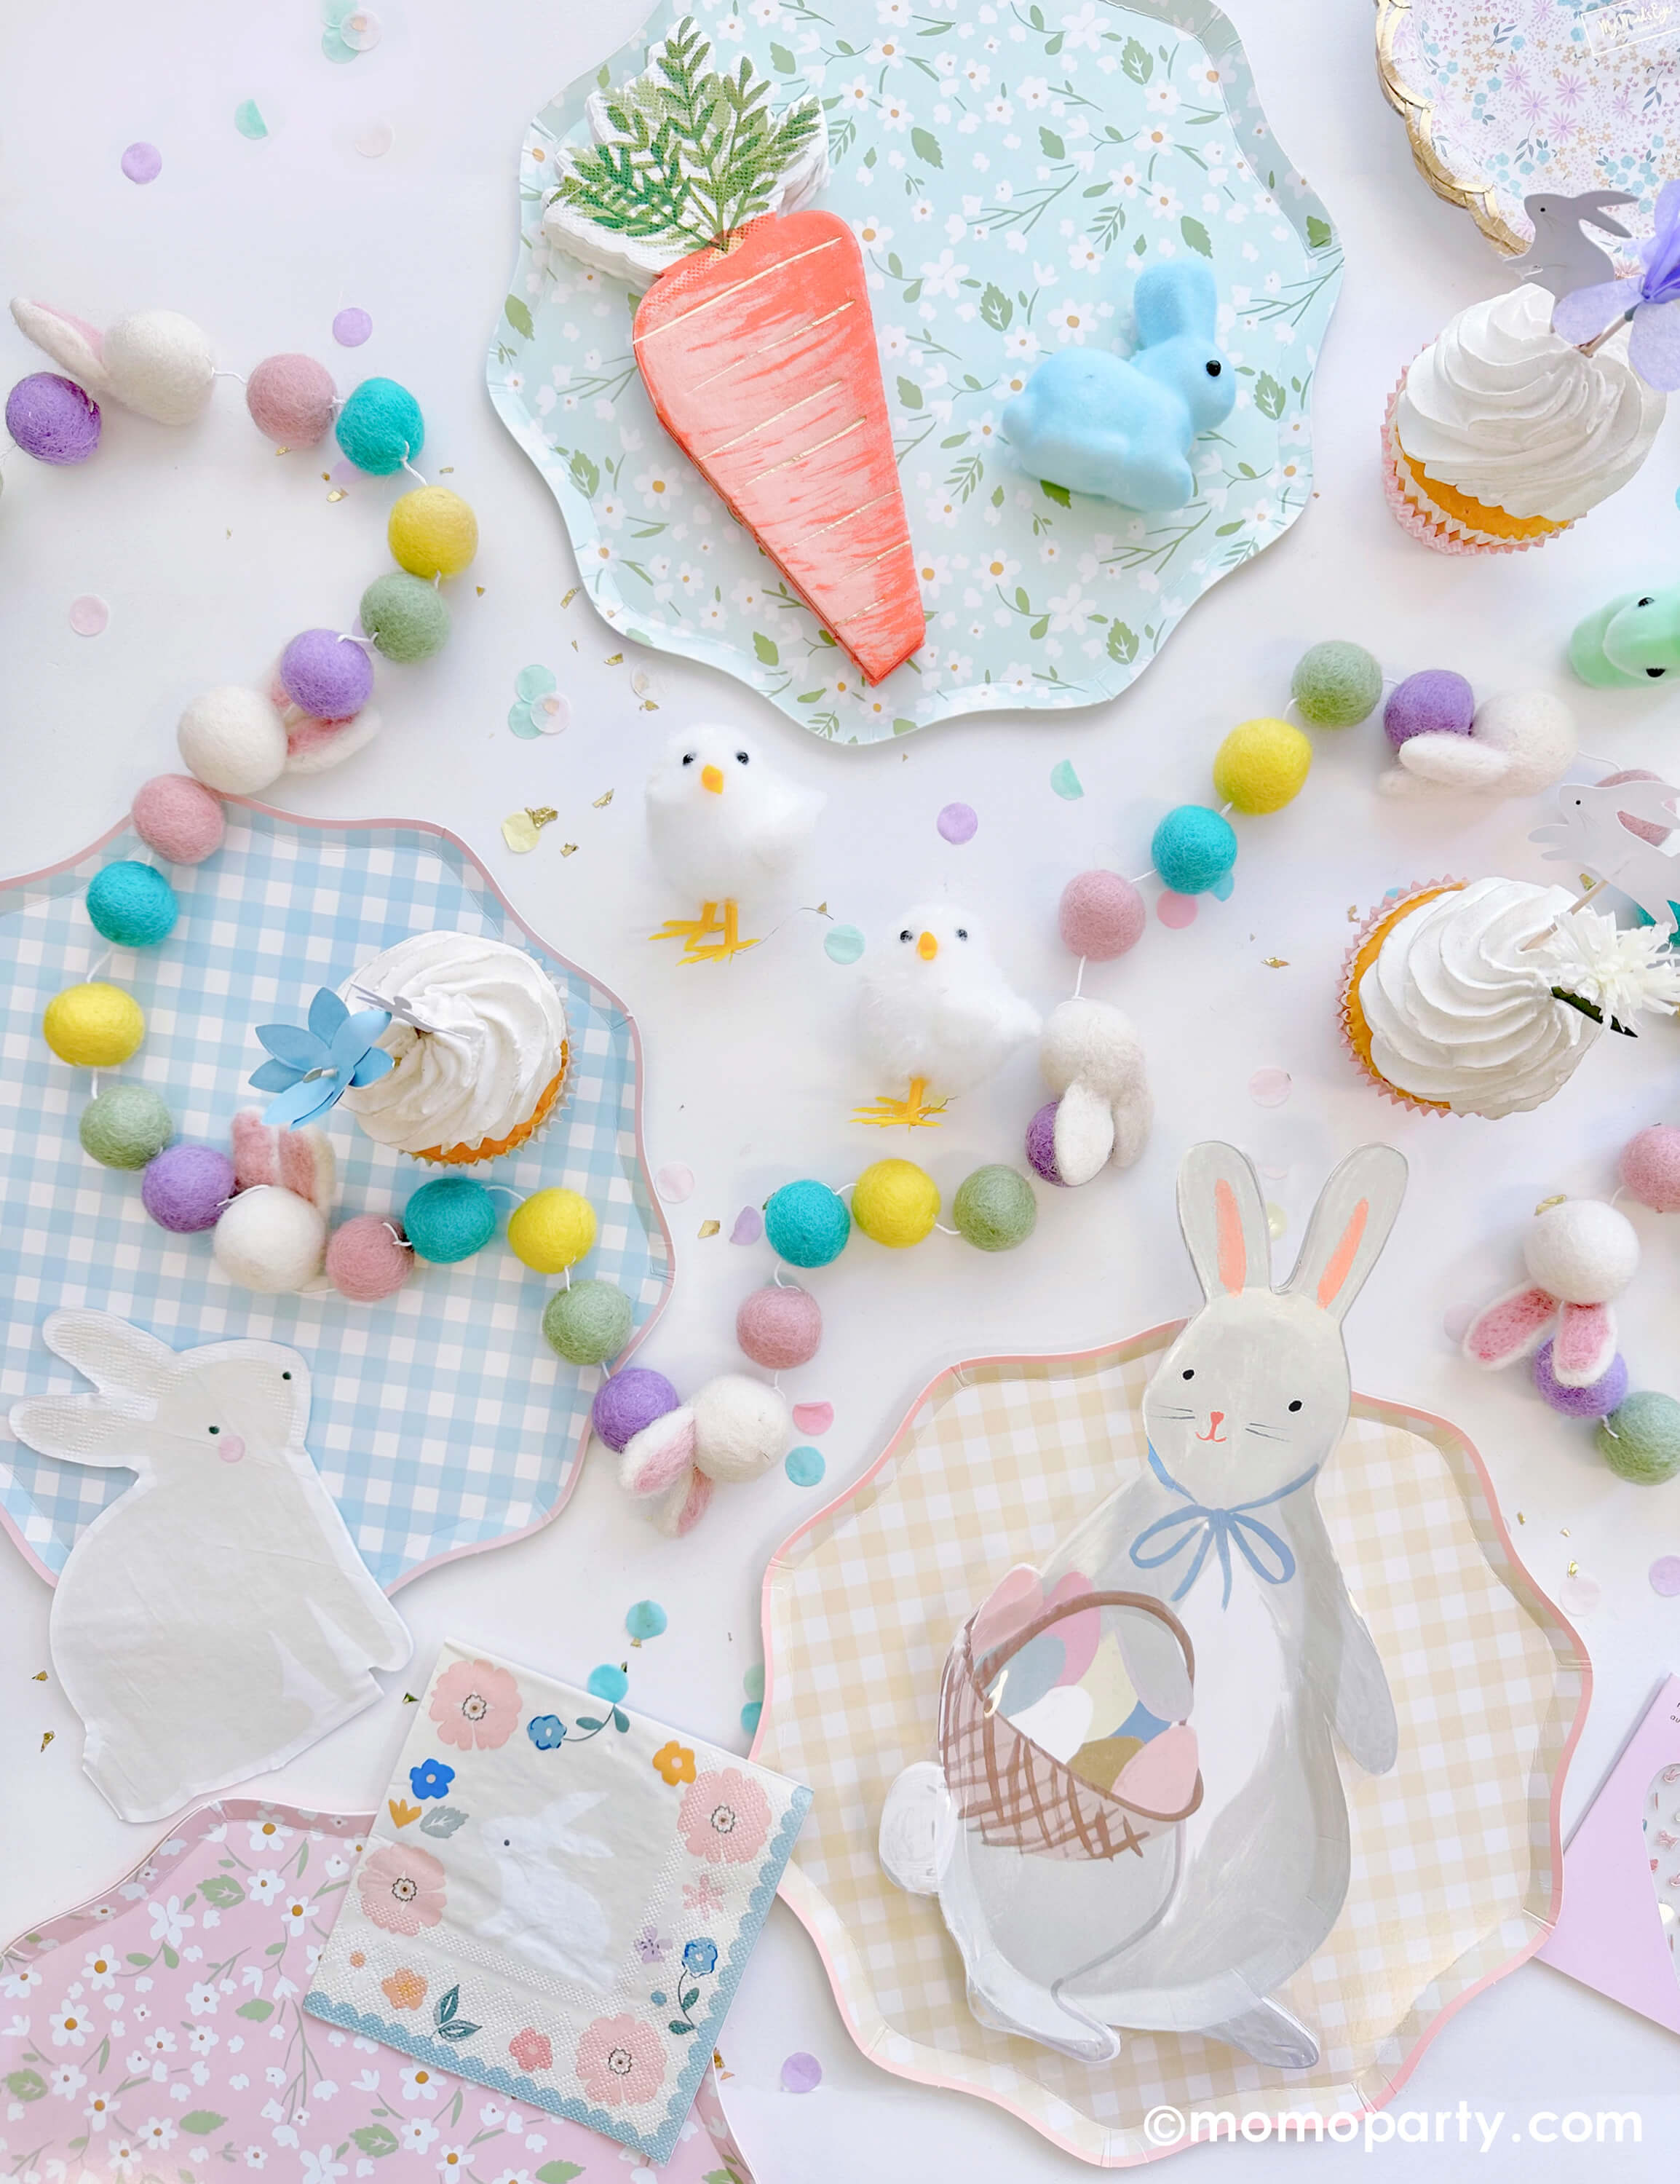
<box><xmin>1463</xmin><ymin>1198</ymin><xmax>1639</xmax><ymax>1388</ymax></box>
<box><xmin>1001</xmin><ymin>261</ymin><xmax>1235</xmax><ymax>510</ymax></box>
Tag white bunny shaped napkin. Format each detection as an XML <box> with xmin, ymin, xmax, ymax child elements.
<box><xmin>307</xmin><ymin>1639</ymin><xmax>811</xmax><ymax>2167</ymax></box>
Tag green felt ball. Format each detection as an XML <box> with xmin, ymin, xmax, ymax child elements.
<box><xmin>87</xmin><ymin>860</ymin><xmax>178</xmax><ymax>948</ymax></box>
<box><xmin>1291</xmin><ymin>640</ymin><xmax>1384</xmax><ymax>728</ymax></box>
<box><xmin>360</xmin><ymin>571</ymin><xmax>451</xmax><ymax>662</ymax></box>
<box><xmin>403</xmin><ymin>1176</ymin><xmax>496</xmax><ymax>1262</ymax></box>
<box><xmin>952</xmin><ymin>1163</ymin><xmax>1038</xmax><ymax>1252</ymax></box>
<box><xmin>542</xmin><ymin>1277</ymin><xmax>634</xmax><ymax>1364</ymax></box>
<box><xmin>1595</xmin><ymin>1391</ymin><xmax>1680</xmax><ymax>1484</ymax></box>
<box><xmin>79</xmin><ymin>1082</ymin><xmax>173</xmax><ymax>1169</ymax></box>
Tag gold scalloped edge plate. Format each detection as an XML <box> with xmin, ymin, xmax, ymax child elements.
<box><xmin>1374</xmin><ymin>0</ymin><xmax>1526</xmax><ymax>256</ymax></box>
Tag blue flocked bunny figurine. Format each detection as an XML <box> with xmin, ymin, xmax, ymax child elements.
<box><xmin>1002</xmin><ymin>260</ymin><xmax>1234</xmax><ymax>511</ymax></box>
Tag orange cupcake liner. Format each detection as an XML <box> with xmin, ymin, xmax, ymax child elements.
<box><xmin>410</xmin><ymin>1047</ymin><xmax>570</xmax><ymax>1167</ymax></box>
<box><xmin>1337</xmin><ymin>882</ymin><xmax>1465</xmax><ymax>1117</ymax></box>
<box><xmin>1380</xmin><ymin>371</ymin><xmax>1572</xmax><ymax>555</ymax></box>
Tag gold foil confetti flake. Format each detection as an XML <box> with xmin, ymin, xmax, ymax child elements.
<box><xmin>1263</xmin><ymin>957</ymin><xmax>1290</xmax><ymax>969</ymax></box>
<box><xmin>440</xmin><ymin>465</ymin><xmax>454</xmax><ymax>475</ymax></box>
<box><xmin>1517</xmin><ymin>1512</ymin><xmax>1526</xmax><ymax>1524</ymax></box>
<box><xmin>321</xmin><ymin>471</ymin><xmax>332</xmax><ymax>482</ymax></box>
<box><xmin>1535</xmin><ymin>1192</ymin><xmax>1568</xmax><ymax>1214</ymax></box>
<box><xmin>326</xmin><ymin>488</ymin><xmax>347</xmax><ymax>502</ymax></box>
<box><xmin>604</xmin><ymin>652</ymin><xmax>624</xmax><ymax>665</ymax></box>
<box><xmin>593</xmin><ymin>790</ymin><xmax>614</xmax><ymax>808</ymax></box>
<box><xmin>476</xmin><ymin>585</ymin><xmax>486</xmax><ymax>596</ymax></box>
<box><xmin>1347</xmin><ymin>905</ymin><xmax>1360</xmax><ymax>922</ymax></box>
<box><xmin>502</xmin><ymin>807</ymin><xmax>559</xmax><ymax>854</ymax></box>
<box><xmin>1561</xmin><ymin>1527</ymin><xmax>1570</xmax><ymax>1536</ymax></box>
<box><xmin>274</xmin><ymin>445</ymin><xmax>290</xmax><ymax>456</ymax></box>
<box><xmin>33</xmin><ymin>1669</ymin><xmax>47</xmax><ymax>1680</ymax></box>
<box><xmin>697</xmin><ymin>1219</ymin><xmax>721</xmax><ymax>1238</ymax></box>
<box><xmin>1567</xmin><ymin>1559</ymin><xmax>1579</xmax><ymax>1578</ymax></box>
<box><xmin>40</xmin><ymin>1732</ymin><xmax>54</xmax><ymax>1752</ymax></box>
<box><xmin>403</xmin><ymin>1692</ymin><xmax>419</xmax><ymax>1704</ymax></box>
<box><xmin>560</xmin><ymin>842</ymin><xmax>578</xmax><ymax>857</ymax></box>
<box><xmin>560</xmin><ymin>586</ymin><xmax>579</xmax><ymax>609</ymax></box>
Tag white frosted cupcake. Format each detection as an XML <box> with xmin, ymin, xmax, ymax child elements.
<box><xmin>1382</xmin><ymin>286</ymin><xmax>1664</xmax><ymax>553</ymax></box>
<box><xmin>339</xmin><ymin>932</ymin><xmax>569</xmax><ymax>1164</ymax></box>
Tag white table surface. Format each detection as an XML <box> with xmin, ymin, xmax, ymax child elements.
<box><xmin>1</xmin><ymin>0</ymin><xmax>1679</xmax><ymax>2174</ymax></box>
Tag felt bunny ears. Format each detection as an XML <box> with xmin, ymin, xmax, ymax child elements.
<box><xmin>1463</xmin><ymin>1198</ymin><xmax>1639</xmax><ymax>1387</ymax></box>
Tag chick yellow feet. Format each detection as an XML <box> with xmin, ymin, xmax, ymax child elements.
<box><xmin>650</xmin><ymin>899</ymin><xmax>764</xmax><ymax>964</ymax></box>
<box><xmin>853</xmin><ymin>1077</ymin><xmax>948</xmax><ymax>1128</ymax></box>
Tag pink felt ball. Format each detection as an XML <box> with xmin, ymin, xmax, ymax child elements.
<box><xmin>326</xmin><ymin>1214</ymin><xmax>414</xmax><ymax>1301</ymax></box>
<box><xmin>131</xmin><ymin>774</ymin><xmax>225</xmax><ymax>865</ymax></box>
<box><xmin>245</xmin><ymin>354</ymin><xmax>338</xmax><ymax>446</ymax></box>
<box><xmin>1620</xmin><ymin>1124</ymin><xmax>1680</xmax><ymax>1214</ymax></box>
<box><xmin>1058</xmin><ymin>870</ymin><xmax>1146</xmax><ymax>961</ymax></box>
<box><xmin>279</xmin><ymin>628</ymin><xmax>373</xmax><ymax>719</ymax></box>
<box><xmin>736</xmin><ymin>1283</ymin><xmax>823</xmax><ymax>1370</ymax></box>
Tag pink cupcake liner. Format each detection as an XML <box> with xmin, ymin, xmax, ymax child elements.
<box><xmin>1338</xmin><ymin>879</ymin><xmax>1467</xmax><ymax>1118</ymax></box>
<box><xmin>1379</xmin><ymin>370</ymin><xmax>1569</xmax><ymax>556</ymax></box>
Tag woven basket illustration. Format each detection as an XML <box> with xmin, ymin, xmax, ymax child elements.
<box><xmin>938</xmin><ymin>1590</ymin><xmax>1203</xmax><ymax>1862</ymax></box>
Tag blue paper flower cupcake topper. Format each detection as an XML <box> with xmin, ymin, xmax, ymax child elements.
<box><xmin>250</xmin><ymin>986</ymin><xmax>395</xmax><ymax>1128</ymax></box>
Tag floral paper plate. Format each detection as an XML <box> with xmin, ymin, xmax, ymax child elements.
<box><xmin>488</xmin><ymin>0</ymin><xmax>1342</xmax><ymax>743</ymax></box>
<box><xmin>1378</xmin><ymin>0</ymin><xmax>1680</xmax><ymax>253</ymax></box>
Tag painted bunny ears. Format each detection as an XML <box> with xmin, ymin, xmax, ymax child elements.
<box><xmin>1177</xmin><ymin>1142</ymin><xmax>1408</xmax><ymax>1322</ymax></box>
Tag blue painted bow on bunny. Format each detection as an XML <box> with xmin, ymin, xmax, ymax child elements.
<box><xmin>1129</xmin><ymin>1446</ymin><xmax>1321</xmax><ymax>1610</ymax></box>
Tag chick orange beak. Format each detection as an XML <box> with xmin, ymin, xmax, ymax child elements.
<box><xmin>917</xmin><ymin>930</ymin><xmax>938</xmax><ymax>961</ymax></box>
<box><xmin>700</xmin><ymin>764</ymin><xmax>725</xmax><ymax>794</ymax></box>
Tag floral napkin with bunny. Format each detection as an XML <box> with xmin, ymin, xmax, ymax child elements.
<box><xmin>306</xmin><ymin>1638</ymin><xmax>811</xmax><ymax>2166</ymax></box>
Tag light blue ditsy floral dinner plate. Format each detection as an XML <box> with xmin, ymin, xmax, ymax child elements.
<box><xmin>487</xmin><ymin>0</ymin><xmax>1342</xmax><ymax>742</ymax></box>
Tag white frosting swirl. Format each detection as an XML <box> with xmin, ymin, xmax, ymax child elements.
<box><xmin>1395</xmin><ymin>285</ymin><xmax>1663</xmax><ymax>520</ymax></box>
<box><xmin>1359</xmin><ymin>879</ymin><xmax>1601</xmax><ymax>1119</ymax></box>
<box><xmin>338</xmin><ymin>932</ymin><xmax>567</xmax><ymax>1157</ymax></box>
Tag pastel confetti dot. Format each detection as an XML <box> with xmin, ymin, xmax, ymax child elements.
<box><xmin>791</xmin><ymin>1401</ymin><xmax>833</xmax><ymax>1436</ymax></box>
<box><xmin>1248</xmin><ymin>1067</ymin><xmax>1291</xmax><ymax>1108</ymax></box>
<box><xmin>586</xmin><ymin>1663</ymin><xmax>629</xmax><ymax>1704</ymax></box>
<box><xmin>625</xmin><ymin>1600</ymin><xmax>667</xmax><ymax>1642</ymax></box>
<box><xmin>1157</xmin><ymin>890</ymin><xmax>1197</xmax><ymax>930</ymax></box>
<box><xmin>233</xmin><ymin>99</ymin><xmax>269</xmax><ymax>140</ymax></box>
<box><xmin>515</xmin><ymin>663</ymin><xmax>558</xmax><ymax>702</ymax></box>
<box><xmin>1650</xmin><ymin>1556</ymin><xmax>1680</xmax><ymax>1597</ymax></box>
<box><xmin>740</xmin><ymin>1701</ymin><xmax>763</xmax><ymax>1736</ymax></box>
<box><xmin>780</xmin><ymin>2052</ymin><xmax>823</xmax><ymax>2094</ymax></box>
<box><xmin>1211</xmin><ymin>869</ymin><xmax>1235</xmax><ymax>901</ymax></box>
<box><xmin>536</xmin><ymin>693</ymin><xmax>571</xmax><ymax>735</ymax></box>
<box><xmin>355</xmin><ymin>119</ymin><xmax>395</xmax><ymax>159</ymax></box>
<box><xmin>333</xmin><ymin>307</ymin><xmax>373</xmax><ymax>347</ymax></box>
<box><xmin>340</xmin><ymin>7</ymin><xmax>382</xmax><ymax>49</ymax></box>
<box><xmin>68</xmin><ymin>596</ymin><xmax>108</xmax><ymax>637</ymax></box>
<box><xmin>1558</xmin><ymin>1573</ymin><xmax>1601</xmax><ymax>1618</ymax></box>
<box><xmin>1050</xmin><ymin>760</ymin><xmax>1083</xmax><ymax>801</ymax></box>
<box><xmin>742</xmin><ymin>1663</ymin><xmax>765</xmax><ymax>1702</ymax></box>
<box><xmin>785</xmin><ymin>1445</ymin><xmax>826</xmax><ymax>1487</ymax></box>
<box><xmin>824</xmin><ymin>923</ymin><xmax>865</xmax><ymax>965</ymax></box>
<box><xmin>121</xmin><ymin>141</ymin><xmax>162</xmax><ymax>183</ymax></box>
<box><xmin>937</xmin><ymin>802</ymin><xmax>978</xmax><ymax>845</ymax></box>
<box><xmin>729</xmin><ymin>1206</ymin><xmax>764</xmax><ymax>1245</ymax></box>
<box><xmin>656</xmin><ymin>1163</ymin><xmax>694</xmax><ymax>1204</ymax></box>
<box><xmin>507</xmin><ymin>704</ymin><xmax>542</xmax><ymax>740</ymax></box>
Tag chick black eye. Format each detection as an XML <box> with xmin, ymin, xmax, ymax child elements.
<box><xmin>956</xmin><ymin>927</ymin><xmax>968</xmax><ymax>940</ymax></box>
<box><xmin>681</xmin><ymin>752</ymin><xmax>695</xmax><ymax>765</ymax></box>
<box><xmin>282</xmin><ymin>1371</ymin><xmax>292</xmax><ymax>1380</ymax></box>
<box><xmin>1639</xmin><ymin>596</ymin><xmax>1654</xmax><ymax>607</ymax></box>
<box><xmin>1647</xmin><ymin>667</ymin><xmax>1666</xmax><ymax>678</ymax></box>
<box><xmin>1181</xmin><ymin>1369</ymin><xmax>1194</xmax><ymax>1380</ymax></box>
<box><xmin>735</xmin><ymin>750</ymin><xmax>750</xmax><ymax>764</ymax></box>
<box><xmin>1205</xmin><ymin>360</ymin><xmax>1221</xmax><ymax>377</ymax></box>
<box><xmin>207</xmin><ymin>1425</ymin><xmax>220</xmax><ymax>1436</ymax></box>
<box><xmin>1288</xmin><ymin>1399</ymin><xmax>1302</xmax><ymax>1413</ymax></box>
<box><xmin>899</xmin><ymin>927</ymin><xmax>914</xmax><ymax>942</ymax></box>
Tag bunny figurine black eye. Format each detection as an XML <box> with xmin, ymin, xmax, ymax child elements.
<box><xmin>879</xmin><ymin>1139</ymin><xmax>1407</xmax><ymax>2072</ymax></box>
<box><xmin>999</xmin><ymin>260</ymin><xmax>1236</xmax><ymax>512</ymax></box>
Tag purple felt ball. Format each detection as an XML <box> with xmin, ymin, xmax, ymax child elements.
<box><xmin>6</xmin><ymin>373</ymin><xmax>101</xmax><ymax>464</ymax></box>
<box><xmin>1025</xmin><ymin>1100</ymin><xmax>1067</xmax><ymax>1186</ymax></box>
<box><xmin>141</xmin><ymin>1143</ymin><xmax>237</xmax><ymax>1234</ymax></box>
<box><xmin>591</xmin><ymin>1366</ymin><xmax>681</xmax><ymax>1452</ymax></box>
<box><xmin>278</xmin><ymin>628</ymin><xmax>374</xmax><ymax>720</ymax></box>
<box><xmin>1058</xmin><ymin>870</ymin><xmax>1145</xmax><ymax>961</ymax></box>
<box><xmin>1384</xmin><ymin>669</ymin><xmax>1474</xmax><ymax>750</ymax></box>
<box><xmin>1532</xmin><ymin>1339</ymin><xmax>1628</xmax><ymax>1420</ymax></box>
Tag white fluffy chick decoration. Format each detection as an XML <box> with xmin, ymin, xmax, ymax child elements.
<box><xmin>1379</xmin><ymin>689</ymin><xmax>1577</xmax><ymax>801</ymax></box>
<box><xmin>855</xmin><ymin>903</ymin><xmax>1040</xmax><ymax>1127</ymax></box>
<box><xmin>1038</xmin><ymin>997</ymin><xmax>1152</xmax><ymax>1185</ymax></box>
<box><xmin>645</xmin><ymin>726</ymin><xmax>825</xmax><ymax>962</ymax></box>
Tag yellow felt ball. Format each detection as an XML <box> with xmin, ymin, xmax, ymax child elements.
<box><xmin>43</xmin><ymin>981</ymin><xmax>146</xmax><ymax>1067</ymax></box>
<box><xmin>852</xmin><ymin>1159</ymin><xmax>940</xmax><ymax>1249</ymax></box>
<box><xmin>507</xmin><ymin>1187</ymin><xmax>597</xmax><ymax>1273</ymax></box>
<box><xmin>387</xmin><ymin>487</ymin><xmax>479</xmax><ymax>579</ymax></box>
<box><xmin>1211</xmin><ymin>716</ymin><xmax>1312</xmax><ymax>815</ymax></box>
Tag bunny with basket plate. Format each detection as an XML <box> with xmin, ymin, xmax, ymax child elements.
<box><xmin>879</xmin><ymin>1141</ymin><xmax>1406</xmax><ymax>2069</ymax></box>
<box><xmin>1002</xmin><ymin>260</ymin><xmax>1235</xmax><ymax>510</ymax></box>
<box><xmin>9</xmin><ymin>1310</ymin><xmax>411</xmax><ymax>1821</ymax></box>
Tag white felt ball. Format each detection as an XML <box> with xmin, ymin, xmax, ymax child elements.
<box><xmin>1524</xmin><ymin>1198</ymin><xmax>1639</xmax><ymax>1305</ymax></box>
<box><xmin>1467</xmin><ymin>689</ymin><xmax>1577</xmax><ymax>794</ymax></box>
<box><xmin>178</xmin><ymin>684</ymin><xmax>289</xmax><ymax>793</ymax></box>
<box><xmin>691</xmin><ymin>1373</ymin><xmax>793</xmax><ymax>1484</ymax></box>
<box><xmin>102</xmin><ymin>309</ymin><xmax>215</xmax><ymax>424</ymax></box>
<box><xmin>213</xmin><ymin>1185</ymin><xmax>327</xmax><ymax>1293</ymax></box>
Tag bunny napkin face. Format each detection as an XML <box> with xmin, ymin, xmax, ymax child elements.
<box><xmin>306</xmin><ymin>1639</ymin><xmax>812</xmax><ymax>2166</ymax></box>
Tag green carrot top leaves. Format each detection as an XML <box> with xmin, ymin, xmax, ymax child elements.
<box><xmin>544</xmin><ymin>16</ymin><xmax>826</xmax><ymax>274</ymax></box>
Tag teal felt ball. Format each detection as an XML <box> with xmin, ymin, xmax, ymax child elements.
<box><xmin>1291</xmin><ymin>640</ymin><xmax>1384</xmax><ymax>728</ymax></box>
<box><xmin>764</xmin><ymin>1179</ymin><xmax>851</xmax><ymax>1268</ymax></box>
<box><xmin>78</xmin><ymin>1081</ymin><xmax>173</xmax><ymax>1168</ymax></box>
<box><xmin>952</xmin><ymin>1164</ymin><xmax>1038</xmax><ymax>1251</ymax></box>
<box><xmin>1152</xmin><ymin>804</ymin><xmax>1237</xmax><ymax>895</ymax></box>
<box><xmin>360</xmin><ymin>571</ymin><xmax>451</xmax><ymax>662</ymax></box>
<box><xmin>86</xmin><ymin>861</ymin><xmax>178</xmax><ymax>948</ymax></box>
<box><xmin>542</xmin><ymin>1278</ymin><xmax>634</xmax><ymax>1364</ymax></box>
<box><xmin>334</xmin><ymin>377</ymin><xmax>425</xmax><ymax>476</ymax></box>
<box><xmin>403</xmin><ymin>1176</ymin><xmax>496</xmax><ymax>1262</ymax></box>
<box><xmin>1595</xmin><ymin>1390</ymin><xmax>1680</xmax><ymax>1484</ymax></box>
